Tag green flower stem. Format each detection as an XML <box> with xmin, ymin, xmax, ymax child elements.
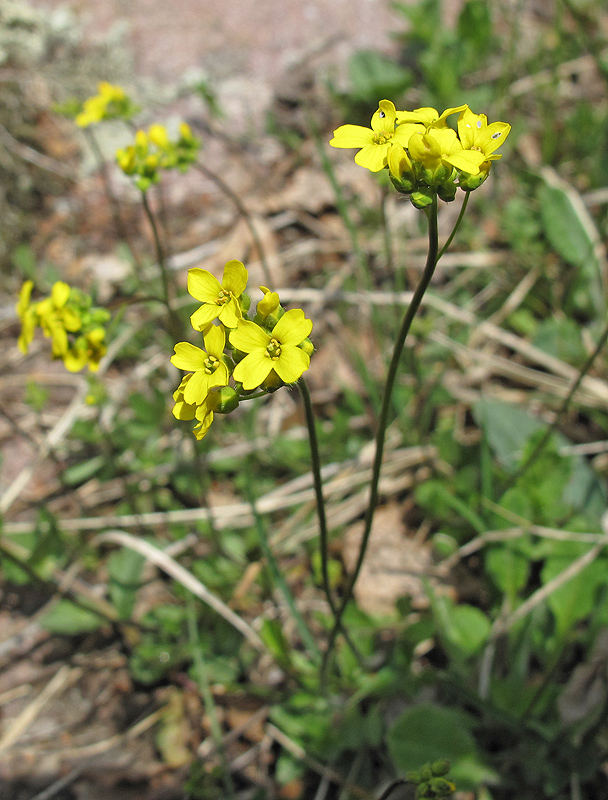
<box><xmin>298</xmin><ymin>377</ymin><xmax>367</xmax><ymax>667</ymax></box>
<box><xmin>141</xmin><ymin>189</ymin><xmax>181</xmax><ymax>341</ymax></box>
<box><xmin>194</xmin><ymin>161</ymin><xmax>272</xmax><ymax>286</ymax></box>
<box><xmin>436</xmin><ymin>191</ymin><xmax>469</xmax><ymax>262</ymax></box>
<box><xmin>323</xmin><ymin>192</ymin><xmax>440</xmax><ymax>674</ymax></box>
<box><xmin>298</xmin><ymin>378</ymin><xmax>331</xmax><ymax>604</ymax></box>
<box><xmin>505</xmin><ymin>316</ymin><xmax>608</xmax><ymax>490</ymax></box>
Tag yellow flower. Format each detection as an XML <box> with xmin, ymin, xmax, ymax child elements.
<box><xmin>407</xmin><ymin>127</ymin><xmax>465</xmax><ymax>178</ymax></box>
<box><xmin>16</xmin><ymin>280</ymin><xmax>37</xmax><ymax>354</ymax></box>
<box><xmin>172</xmin><ymin>374</ymin><xmax>215</xmax><ymax>441</ymax></box>
<box><xmin>63</xmin><ymin>328</ymin><xmax>107</xmax><ymax>372</ymax></box>
<box><xmin>188</xmin><ymin>260</ymin><xmax>248</xmax><ymax>330</ymax></box>
<box><xmin>229</xmin><ymin>309</ymin><xmax>313</xmax><ymax>390</ymax></box>
<box><xmin>36</xmin><ymin>281</ymin><xmax>82</xmax><ymax>358</ymax></box>
<box><xmin>170</xmin><ymin>324</ymin><xmax>229</xmax><ymax>405</ymax></box>
<box><xmin>450</xmin><ymin>108</ymin><xmax>511</xmax><ymax>174</ymax></box>
<box><xmin>75</xmin><ymin>82</ymin><xmax>128</xmax><ymax>128</ymax></box>
<box><xmin>330</xmin><ymin>100</ymin><xmax>423</xmax><ymax>172</ymax></box>
<box><xmin>395</xmin><ymin>104</ymin><xmax>467</xmax><ymax>128</ymax></box>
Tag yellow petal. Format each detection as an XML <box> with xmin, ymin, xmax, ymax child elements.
<box><xmin>203</xmin><ymin>323</ymin><xmax>226</xmax><ymax>357</ymax></box>
<box><xmin>171</xmin><ymin>342</ymin><xmax>209</xmax><ymax>371</ymax></box>
<box><xmin>443</xmin><ymin>151</ymin><xmax>484</xmax><ymax>174</ymax></box>
<box><xmin>187</xmin><ymin>268</ymin><xmax>222</xmax><ymax>302</ymax></box>
<box><xmin>233</xmin><ymin>350</ymin><xmax>273</xmax><ymax>390</ymax></box>
<box><xmin>230</xmin><ymin>320</ymin><xmax>270</xmax><ymax>353</ymax></box>
<box><xmin>370</xmin><ymin>100</ymin><xmax>397</xmax><ymax>134</ymax></box>
<box><xmin>274</xmin><ymin>345</ymin><xmax>310</xmax><ymax>384</ymax></box>
<box><xmin>329</xmin><ymin>124</ymin><xmax>375</xmax><ymax>149</ymax></box>
<box><xmin>190</xmin><ymin>303</ymin><xmax>220</xmax><ymax>330</ymax></box>
<box><xmin>355</xmin><ymin>142</ymin><xmax>389</xmax><ymax>172</ymax></box>
<box><xmin>51</xmin><ymin>281</ymin><xmax>70</xmax><ymax>308</ymax></box>
<box><xmin>222</xmin><ymin>260</ymin><xmax>248</xmax><ymax>296</ymax></box>
<box><xmin>272</xmin><ymin>308</ymin><xmax>312</xmax><ymax>346</ymax></box>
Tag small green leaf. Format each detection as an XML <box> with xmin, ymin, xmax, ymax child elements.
<box><xmin>388</xmin><ymin>704</ymin><xmax>498</xmax><ymax>790</ymax></box>
<box><xmin>40</xmin><ymin>600</ymin><xmax>104</xmax><ymax>634</ymax></box>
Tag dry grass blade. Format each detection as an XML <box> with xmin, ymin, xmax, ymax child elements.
<box><xmin>0</xmin><ymin>665</ymin><xmax>82</xmax><ymax>753</ymax></box>
<box><xmin>94</xmin><ymin>529</ymin><xmax>266</xmax><ymax>651</ymax></box>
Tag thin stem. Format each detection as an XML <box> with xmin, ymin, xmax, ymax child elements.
<box><xmin>298</xmin><ymin>378</ymin><xmax>332</xmax><ymax>608</ymax></box>
<box><xmin>505</xmin><ymin>317</ymin><xmax>608</xmax><ymax>491</ymax></box>
<box><xmin>436</xmin><ymin>191</ymin><xmax>469</xmax><ymax>263</ymax></box>
<box><xmin>298</xmin><ymin>378</ymin><xmax>367</xmax><ymax>667</ymax></box>
<box><xmin>323</xmin><ymin>193</ymin><xmax>440</xmax><ymax>675</ymax></box>
<box><xmin>141</xmin><ymin>189</ymin><xmax>181</xmax><ymax>341</ymax></box>
<box><xmin>83</xmin><ymin>127</ymin><xmax>139</xmax><ymax>261</ymax></box>
<box><xmin>194</xmin><ymin>161</ymin><xmax>272</xmax><ymax>286</ymax></box>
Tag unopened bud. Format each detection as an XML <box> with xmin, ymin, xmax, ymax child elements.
<box><xmin>298</xmin><ymin>337</ymin><xmax>315</xmax><ymax>357</ymax></box>
<box><xmin>207</xmin><ymin>385</ymin><xmax>239</xmax><ymax>414</ymax></box>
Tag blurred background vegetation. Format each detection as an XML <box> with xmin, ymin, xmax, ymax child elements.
<box><xmin>2</xmin><ymin>1</ymin><xmax>608</xmax><ymax>799</ymax></box>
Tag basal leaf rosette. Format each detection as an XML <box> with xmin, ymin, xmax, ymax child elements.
<box><xmin>230</xmin><ymin>309</ymin><xmax>313</xmax><ymax>391</ymax></box>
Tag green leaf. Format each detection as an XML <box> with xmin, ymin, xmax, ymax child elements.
<box><xmin>387</xmin><ymin>704</ymin><xmax>498</xmax><ymax>790</ymax></box>
<box><xmin>538</xmin><ymin>178</ymin><xmax>604</xmax><ymax>315</ymax></box>
<box><xmin>432</xmin><ymin>594</ymin><xmax>491</xmax><ymax>657</ymax></box>
<box><xmin>39</xmin><ymin>600</ymin><xmax>104</xmax><ymax>634</ymax></box>
<box><xmin>486</xmin><ymin>544</ymin><xmax>530</xmax><ymax>600</ymax></box>
<box><xmin>541</xmin><ymin>548</ymin><xmax>608</xmax><ymax>638</ymax></box>
<box><xmin>108</xmin><ymin>547</ymin><xmax>145</xmax><ymax>620</ymax></box>
<box><xmin>348</xmin><ymin>50</ymin><xmax>411</xmax><ymax>102</ymax></box>
<box><xmin>63</xmin><ymin>455</ymin><xmax>106</xmax><ymax>486</ymax></box>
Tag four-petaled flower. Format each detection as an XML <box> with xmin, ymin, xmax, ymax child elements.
<box><xmin>453</xmin><ymin>107</ymin><xmax>511</xmax><ymax>173</ymax></box>
<box><xmin>230</xmin><ymin>309</ymin><xmax>313</xmax><ymax>390</ymax></box>
<box><xmin>170</xmin><ymin>324</ymin><xmax>229</xmax><ymax>405</ymax></box>
<box><xmin>189</xmin><ymin>260</ymin><xmax>248</xmax><ymax>330</ymax></box>
<box><xmin>330</xmin><ymin>100</ymin><xmax>424</xmax><ymax>172</ymax></box>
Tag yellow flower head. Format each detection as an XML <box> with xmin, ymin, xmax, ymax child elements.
<box><xmin>75</xmin><ymin>82</ymin><xmax>130</xmax><ymax>128</ymax></box>
<box><xmin>36</xmin><ymin>281</ymin><xmax>82</xmax><ymax>357</ymax></box>
<box><xmin>172</xmin><ymin>374</ymin><xmax>215</xmax><ymax>440</ymax></box>
<box><xmin>170</xmin><ymin>324</ymin><xmax>229</xmax><ymax>405</ymax></box>
<box><xmin>188</xmin><ymin>260</ymin><xmax>248</xmax><ymax>330</ymax></box>
<box><xmin>229</xmin><ymin>308</ymin><xmax>313</xmax><ymax>391</ymax></box>
<box><xmin>330</xmin><ymin>100</ymin><xmax>424</xmax><ymax>172</ymax></box>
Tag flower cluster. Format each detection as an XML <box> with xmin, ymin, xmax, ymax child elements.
<box><xmin>116</xmin><ymin>123</ymin><xmax>200</xmax><ymax>191</ymax></box>
<box><xmin>71</xmin><ymin>82</ymin><xmax>139</xmax><ymax>128</ymax></box>
<box><xmin>16</xmin><ymin>281</ymin><xmax>110</xmax><ymax>372</ymax></box>
<box><xmin>171</xmin><ymin>260</ymin><xmax>314</xmax><ymax>441</ymax></box>
<box><xmin>330</xmin><ymin>100</ymin><xmax>511</xmax><ymax>207</ymax></box>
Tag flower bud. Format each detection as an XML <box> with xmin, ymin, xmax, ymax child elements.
<box><xmin>429</xmin><ymin>777</ymin><xmax>455</xmax><ymax>796</ymax></box>
<box><xmin>207</xmin><ymin>385</ymin><xmax>240</xmax><ymax>414</ymax></box>
<box><xmin>458</xmin><ymin>162</ymin><xmax>490</xmax><ymax>191</ymax></box>
<box><xmin>388</xmin><ymin>144</ymin><xmax>416</xmax><ymax>194</ymax></box>
<box><xmin>431</xmin><ymin>759</ymin><xmax>450</xmax><ymax>776</ymax></box>
<box><xmin>410</xmin><ymin>190</ymin><xmax>435</xmax><ymax>209</ymax></box>
<box><xmin>437</xmin><ymin>179</ymin><xmax>457</xmax><ymax>202</ymax></box>
<box><xmin>298</xmin><ymin>337</ymin><xmax>315</xmax><ymax>358</ymax></box>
